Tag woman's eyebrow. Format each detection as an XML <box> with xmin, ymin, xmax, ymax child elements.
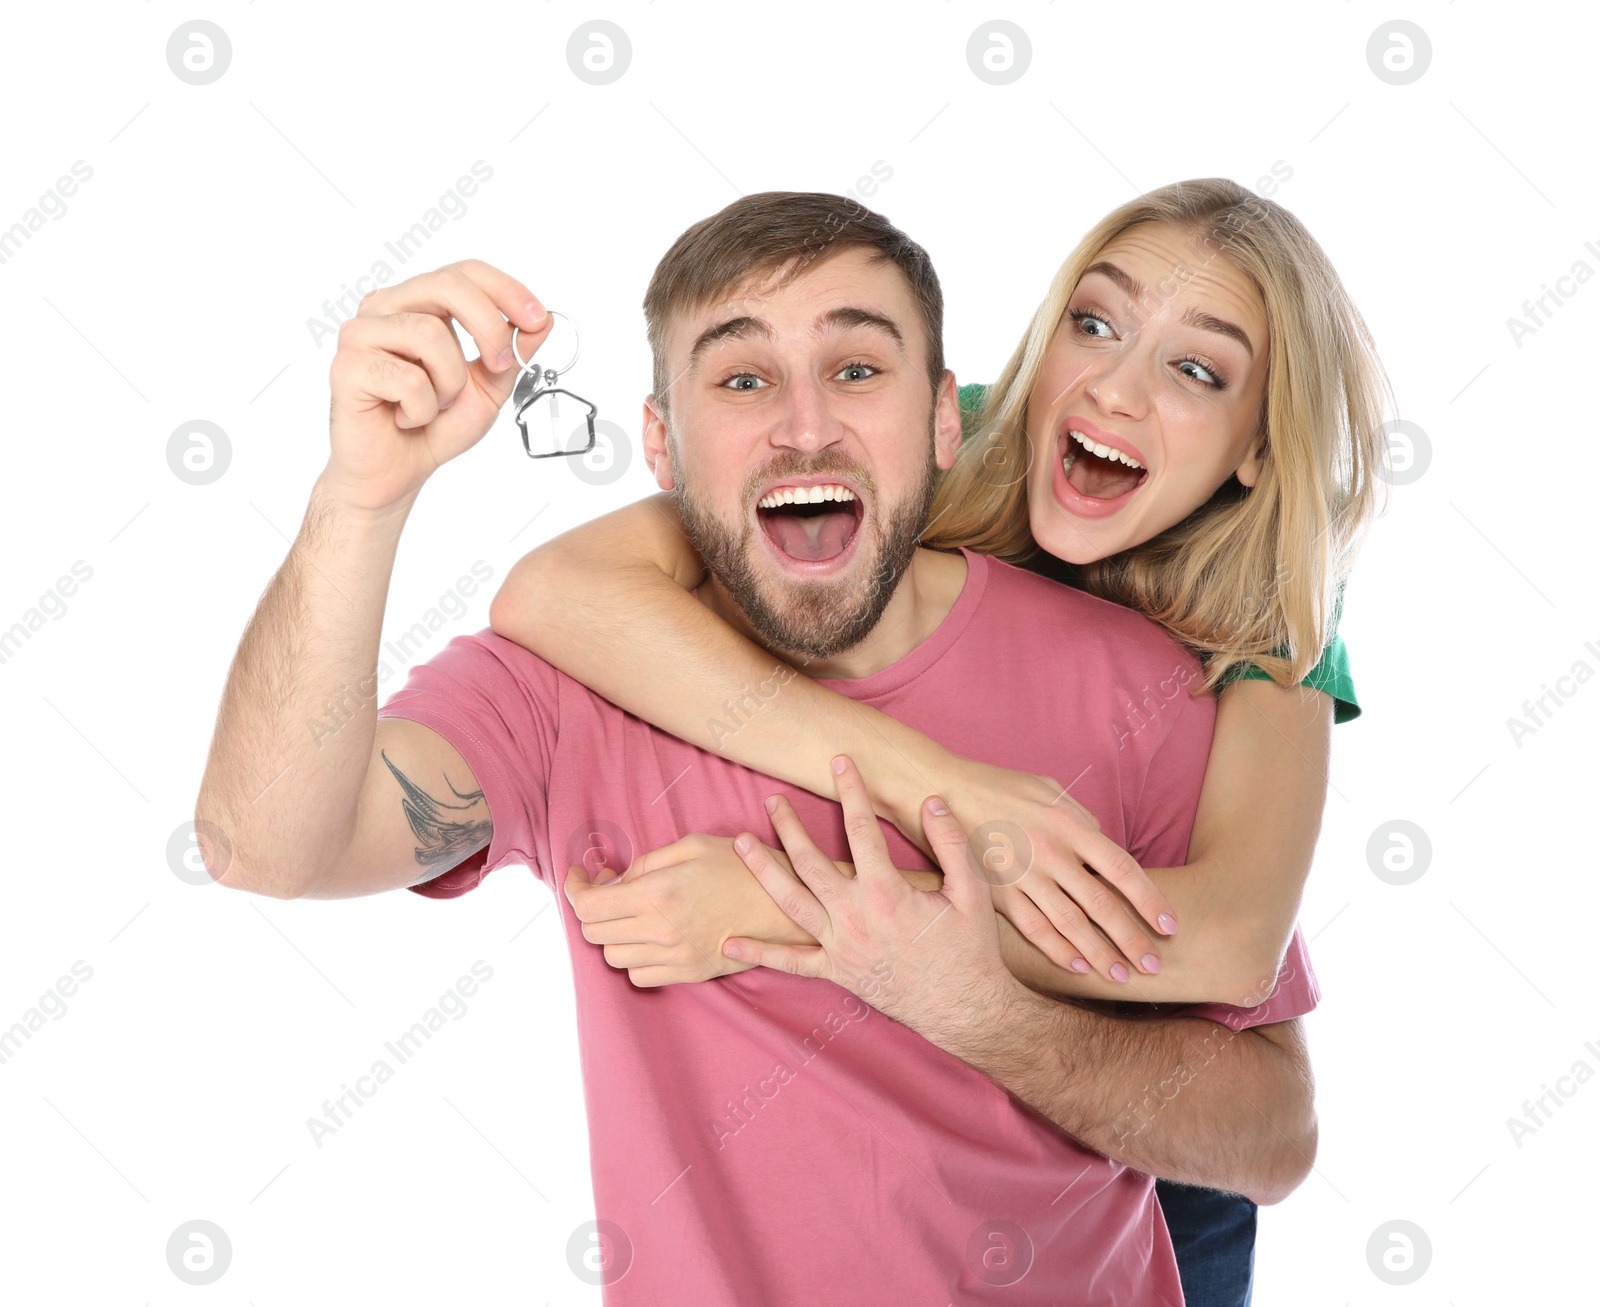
<box><xmin>1180</xmin><ymin>308</ymin><xmax>1255</xmax><ymax>358</ymax></box>
<box><xmin>1082</xmin><ymin>260</ymin><xmax>1255</xmax><ymax>358</ymax></box>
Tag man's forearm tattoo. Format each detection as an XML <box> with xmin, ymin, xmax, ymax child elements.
<box><xmin>379</xmin><ymin>749</ymin><xmax>492</xmax><ymax>877</ymax></box>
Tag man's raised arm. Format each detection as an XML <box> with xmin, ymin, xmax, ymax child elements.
<box><xmin>193</xmin><ymin>261</ymin><xmax>551</xmax><ymax>899</ymax></box>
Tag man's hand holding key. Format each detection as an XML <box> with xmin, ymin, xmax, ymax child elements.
<box><xmin>323</xmin><ymin>259</ymin><xmax>551</xmax><ymax>515</ymax></box>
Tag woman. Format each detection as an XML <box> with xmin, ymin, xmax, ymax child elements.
<box><xmin>490</xmin><ymin>178</ymin><xmax>1389</xmax><ymax>1304</ymax></box>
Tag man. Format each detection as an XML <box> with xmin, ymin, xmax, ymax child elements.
<box><xmin>195</xmin><ymin>193</ymin><xmax>1316</xmax><ymax>1304</ymax></box>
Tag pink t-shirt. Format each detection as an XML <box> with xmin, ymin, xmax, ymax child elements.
<box><xmin>375</xmin><ymin>548</ymin><xmax>1318</xmax><ymax>1305</ymax></box>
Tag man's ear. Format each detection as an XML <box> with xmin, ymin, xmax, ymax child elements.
<box><xmin>933</xmin><ymin>371</ymin><xmax>963</xmax><ymax>471</ymax></box>
<box><xmin>642</xmin><ymin>396</ymin><xmax>676</xmax><ymax>490</ymax></box>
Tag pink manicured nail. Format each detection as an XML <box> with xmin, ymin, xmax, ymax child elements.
<box><xmin>764</xmin><ymin>795</ymin><xmax>779</xmax><ymax>813</ymax></box>
<box><xmin>1157</xmin><ymin>912</ymin><xmax>1178</xmax><ymax>935</ymax></box>
<box><xmin>1141</xmin><ymin>953</ymin><xmax>1161</xmax><ymax>974</ymax></box>
<box><xmin>723</xmin><ymin>941</ymin><xmax>744</xmax><ymax>959</ymax></box>
<box><xmin>1070</xmin><ymin>958</ymin><xmax>1092</xmax><ymax>974</ymax></box>
<box><xmin>734</xmin><ymin>834</ymin><xmax>751</xmax><ymax>855</ymax></box>
<box><xmin>927</xmin><ymin>796</ymin><xmax>949</xmax><ymax>816</ymax></box>
<box><xmin>831</xmin><ymin>755</ymin><xmax>848</xmax><ymax>774</ymax></box>
<box><xmin>1110</xmin><ymin>962</ymin><xmax>1129</xmax><ymax>983</ymax></box>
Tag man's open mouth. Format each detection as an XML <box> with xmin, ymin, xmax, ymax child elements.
<box><xmin>1060</xmin><ymin>428</ymin><xmax>1148</xmax><ymax>501</ymax></box>
<box><xmin>755</xmin><ymin>481</ymin><xmax>865</xmax><ymax>564</ymax></box>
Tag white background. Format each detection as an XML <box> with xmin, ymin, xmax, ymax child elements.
<box><xmin>1</xmin><ymin>1</ymin><xmax>1594</xmax><ymax>1302</ymax></box>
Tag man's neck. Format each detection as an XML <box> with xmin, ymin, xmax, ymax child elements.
<box><xmin>698</xmin><ymin>547</ymin><xmax>969</xmax><ymax>681</ymax></box>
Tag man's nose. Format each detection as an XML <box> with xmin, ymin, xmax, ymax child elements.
<box><xmin>767</xmin><ymin>372</ymin><xmax>845</xmax><ymax>454</ymax></box>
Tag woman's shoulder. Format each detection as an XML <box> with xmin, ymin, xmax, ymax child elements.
<box><xmin>957</xmin><ymin>382</ymin><xmax>990</xmax><ymax>436</ymax></box>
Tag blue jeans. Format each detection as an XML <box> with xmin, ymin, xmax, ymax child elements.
<box><xmin>1155</xmin><ymin>1179</ymin><xmax>1257</xmax><ymax>1307</ymax></box>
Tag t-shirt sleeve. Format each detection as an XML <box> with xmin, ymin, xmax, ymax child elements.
<box><xmin>957</xmin><ymin>382</ymin><xmax>990</xmax><ymax>439</ymax></box>
<box><xmin>373</xmin><ymin>629</ymin><xmax>558</xmax><ymax>900</ymax></box>
<box><xmin>1217</xmin><ymin>577</ymin><xmax>1360</xmax><ymax>724</ymax></box>
<box><xmin>1222</xmin><ymin>633</ymin><xmax>1360</xmax><ymax>724</ymax></box>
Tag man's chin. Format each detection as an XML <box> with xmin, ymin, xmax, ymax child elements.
<box><xmin>730</xmin><ymin>549</ymin><xmax>888</xmax><ymax>661</ymax></box>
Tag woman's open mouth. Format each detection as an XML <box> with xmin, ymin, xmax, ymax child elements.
<box><xmin>1061</xmin><ymin>428</ymin><xmax>1147</xmax><ymax>499</ymax></box>
<box><xmin>755</xmin><ymin>481</ymin><xmax>865</xmax><ymax>570</ymax></box>
<box><xmin>1051</xmin><ymin>427</ymin><xmax>1148</xmax><ymax>518</ymax></box>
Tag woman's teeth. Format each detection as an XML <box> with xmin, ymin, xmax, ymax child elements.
<box><xmin>1068</xmin><ymin>429</ymin><xmax>1144</xmax><ymax>469</ymax></box>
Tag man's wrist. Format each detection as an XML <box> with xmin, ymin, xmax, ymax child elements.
<box><xmin>922</xmin><ymin>969</ymin><xmax>1047</xmax><ymax>1067</ymax></box>
<box><xmin>311</xmin><ymin>467</ymin><xmax>422</xmax><ymax>532</ymax></box>
<box><xmin>307</xmin><ymin>471</ymin><xmax>420</xmax><ymax>551</ymax></box>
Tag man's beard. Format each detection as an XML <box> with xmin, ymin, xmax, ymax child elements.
<box><xmin>671</xmin><ymin>427</ymin><xmax>939</xmax><ymax>663</ymax></box>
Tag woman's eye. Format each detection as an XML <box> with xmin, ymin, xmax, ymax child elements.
<box><xmin>721</xmin><ymin>373</ymin><xmax>767</xmax><ymax>392</ymax></box>
<box><xmin>835</xmin><ymin>362</ymin><xmax>878</xmax><ymax>382</ymax></box>
<box><xmin>1071</xmin><ymin>311</ymin><xmax>1113</xmax><ymax>339</ymax></box>
<box><xmin>1176</xmin><ymin>358</ymin><xmax>1222</xmax><ymax>387</ymax></box>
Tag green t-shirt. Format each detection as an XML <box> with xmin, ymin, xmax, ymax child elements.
<box><xmin>955</xmin><ymin>382</ymin><xmax>1359</xmax><ymax>723</ymax></box>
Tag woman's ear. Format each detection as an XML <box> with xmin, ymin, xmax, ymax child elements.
<box><xmin>642</xmin><ymin>397</ymin><xmax>676</xmax><ymax>490</ymax></box>
<box><xmin>1234</xmin><ymin>422</ymin><xmax>1268</xmax><ymax>489</ymax></box>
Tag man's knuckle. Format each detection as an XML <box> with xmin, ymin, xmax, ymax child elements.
<box><xmin>844</xmin><ymin>812</ymin><xmax>877</xmax><ymax>842</ymax></box>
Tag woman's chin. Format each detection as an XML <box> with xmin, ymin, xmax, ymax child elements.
<box><xmin>1030</xmin><ymin>517</ymin><xmax>1124</xmax><ymax>567</ymax></box>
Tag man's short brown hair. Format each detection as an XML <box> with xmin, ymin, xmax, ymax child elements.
<box><xmin>643</xmin><ymin>191</ymin><xmax>945</xmax><ymax>411</ymax></box>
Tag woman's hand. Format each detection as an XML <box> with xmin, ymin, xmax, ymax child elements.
<box><xmin>563</xmin><ymin>833</ymin><xmax>814</xmax><ymax>987</ymax></box>
<box><xmin>938</xmin><ymin>758</ymin><xmax>1178</xmax><ymax>983</ymax></box>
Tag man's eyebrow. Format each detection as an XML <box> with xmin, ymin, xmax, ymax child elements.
<box><xmin>687</xmin><ymin>315</ymin><xmax>774</xmax><ymax>370</ymax></box>
<box><xmin>818</xmin><ymin>306</ymin><xmax>904</xmax><ymax>351</ymax></box>
<box><xmin>1081</xmin><ymin>260</ymin><xmax>1255</xmax><ymax>359</ymax></box>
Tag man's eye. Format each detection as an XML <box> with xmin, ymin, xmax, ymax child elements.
<box><xmin>721</xmin><ymin>373</ymin><xmax>767</xmax><ymax>392</ymax></box>
<box><xmin>835</xmin><ymin>362</ymin><xmax>878</xmax><ymax>382</ymax></box>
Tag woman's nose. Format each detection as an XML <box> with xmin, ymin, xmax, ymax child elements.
<box><xmin>1085</xmin><ymin>348</ymin><xmax>1149</xmax><ymax>422</ymax></box>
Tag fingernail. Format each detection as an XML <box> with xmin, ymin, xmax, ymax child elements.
<box><xmin>764</xmin><ymin>795</ymin><xmax>779</xmax><ymax>813</ymax></box>
<box><xmin>927</xmin><ymin>796</ymin><xmax>949</xmax><ymax>816</ymax></box>
<box><xmin>1141</xmin><ymin>953</ymin><xmax>1161</xmax><ymax>974</ymax></box>
<box><xmin>525</xmin><ymin>300</ymin><xmax>547</xmax><ymax>325</ymax></box>
<box><xmin>734</xmin><ymin>834</ymin><xmax>751</xmax><ymax>855</ymax></box>
<box><xmin>723</xmin><ymin>941</ymin><xmax>745</xmax><ymax>960</ymax></box>
<box><xmin>831</xmin><ymin>755</ymin><xmax>848</xmax><ymax>775</ymax></box>
<box><xmin>1110</xmin><ymin>962</ymin><xmax>1129</xmax><ymax>983</ymax></box>
<box><xmin>1070</xmin><ymin>958</ymin><xmax>1092</xmax><ymax>974</ymax></box>
<box><xmin>495</xmin><ymin>347</ymin><xmax>513</xmax><ymax>370</ymax></box>
<box><xmin>1157</xmin><ymin>912</ymin><xmax>1178</xmax><ymax>935</ymax></box>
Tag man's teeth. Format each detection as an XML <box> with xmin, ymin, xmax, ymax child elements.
<box><xmin>1068</xmin><ymin>429</ymin><xmax>1144</xmax><ymax>470</ymax></box>
<box><xmin>757</xmin><ymin>484</ymin><xmax>859</xmax><ymax>509</ymax></box>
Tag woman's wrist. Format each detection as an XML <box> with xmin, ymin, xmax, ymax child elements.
<box><xmin>868</xmin><ymin>739</ymin><xmax>973</xmax><ymax>850</ymax></box>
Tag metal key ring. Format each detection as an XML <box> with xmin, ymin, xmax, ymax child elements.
<box><xmin>511</xmin><ymin>309</ymin><xmax>579</xmax><ymax>379</ymax></box>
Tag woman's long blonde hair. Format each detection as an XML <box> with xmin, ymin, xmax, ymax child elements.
<box><xmin>923</xmin><ymin>178</ymin><xmax>1391</xmax><ymax>690</ymax></box>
